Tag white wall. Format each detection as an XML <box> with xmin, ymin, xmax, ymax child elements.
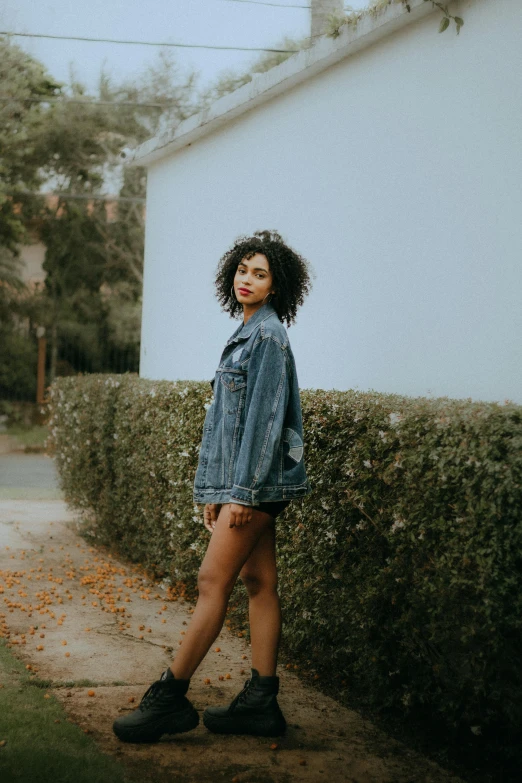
<box><xmin>139</xmin><ymin>0</ymin><xmax>522</xmax><ymax>404</ymax></box>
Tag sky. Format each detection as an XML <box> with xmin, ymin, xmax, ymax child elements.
<box><xmin>1</xmin><ymin>0</ymin><xmax>368</xmax><ymax>97</ymax></box>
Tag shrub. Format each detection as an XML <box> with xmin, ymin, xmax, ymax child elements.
<box><xmin>46</xmin><ymin>374</ymin><xmax>522</xmax><ymax>761</ymax></box>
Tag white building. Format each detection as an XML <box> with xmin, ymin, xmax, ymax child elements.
<box><xmin>130</xmin><ymin>0</ymin><xmax>522</xmax><ymax>405</ymax></box>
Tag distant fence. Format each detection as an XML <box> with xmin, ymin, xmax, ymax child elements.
<box><xmin>0</xmin><ymin>331</ymin><xmax>140</xmax><ymax>404</ymax></box>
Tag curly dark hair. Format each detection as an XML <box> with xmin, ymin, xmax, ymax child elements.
<box><xmin>215</xmin><ymin>230</ymin><xmax>312</xmax><ymax>327</ymax></box>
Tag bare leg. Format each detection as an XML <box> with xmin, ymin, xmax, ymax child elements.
<box><xmin>170</xmin><ymin>503</ymin><xmax>276</xmax><ymax>681</ymax></box>
<box><xmin>239</xmin><ymin>521</ymin><xmax>281</xmax><ymax>677</ymax></box>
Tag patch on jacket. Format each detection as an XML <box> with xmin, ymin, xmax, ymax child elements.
<box><xmin>283</xmin><ymin>427</ymin><xmax>304</xmax><ymax>463</ymax></box>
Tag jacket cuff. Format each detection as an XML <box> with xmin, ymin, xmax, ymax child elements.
<box><xmin>229</xmin><ymin>485</ymin><xmax>258</xmax><ymax>506</ymax></box>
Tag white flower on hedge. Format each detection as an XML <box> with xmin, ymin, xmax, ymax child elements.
<box><xmin>189</xmin><ymin>542</ymin><xmax>198</xmax><ymax>550</ymax></box>
<box><xmin>355</xmin><ymin>521</ymin><xmax>366</xmax><ymax>530</ymax></box>
<box><xmin>363</xmin><ymin>459</ymin><xmax>373</xmax><ymax>469</ymax></box>
<box><xmin>164</xmin><ymin>511</ymin><xmax>174</xmax><ymax>520</ymax></box>
<box><xmin>378</xmin><ymin>430</ymin><xmax>387</xmax><ymax>442</ymax></box>
<box><xmin>150</xmin><ymin>471</ymin><xmax>155</xmax><ymax>477</ymax></box>
<box><xmin>113</xmin><ymin>433</ymin><xmax>118</xmax><ymax>439</ymax></box>
<box><xmin>150</xmin><ymin>388</ymin><xmax>156</xmax><ymax>397</ymax></box>
<box><xmin>325</xmin><ymin>530</ymin><xmax>336</xmax><ymax>542</ymax></box>
<box><xmin>389</xmin><ymin>412</ymin><xmax>402</xmax><ymax>427</ymax></box>
<box><xmin>179</xmin><ymin>451</ymin><xmax>189</xmax><ymax>457</ymax></box>
<box><xmin>192</xmin><ymin>515</ymin><xmax>199</xmax><ymax>522</ymax></box>
<box><xmin>85</xmin><ymin>439</ymin><xmax>90</xmax><ymax>445</ymax></box>
<box><xmin>390</xmin><ymin>519</ymin><xmax>405</xmax><ymax>533</ymax></box>
<box><xmin>177</xmin><ymin>522</ymin><xmax>184</xmax><ymax>528</ymax></box>
<box><xmin>332</xmin><ymin>572</ymin><xmax>341</xmax><ymax>580</ymax></box>
<box><xmin>302</xmin><ymin>610</ymin><xmax>312</xmax><ymax>620</ymax></box>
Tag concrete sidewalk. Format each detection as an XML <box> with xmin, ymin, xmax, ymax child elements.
<box><xmin>0</xmin><ymin>456</ymin><xmax>463</xmax><ymax>783</ymax></box>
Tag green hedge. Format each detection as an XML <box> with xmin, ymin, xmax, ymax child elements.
<box><xmin>46</xmin><ymin>374</ymin><xmax>522</xmax><ymax>759</ymax></box>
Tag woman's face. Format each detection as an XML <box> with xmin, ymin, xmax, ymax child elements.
<box><xmin>233</xmin><ymin>253</ymin><xmax>274</xmax><ymax>309</ymax></box>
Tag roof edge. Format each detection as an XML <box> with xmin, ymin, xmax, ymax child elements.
<box><xmin>128</xmin><ymin>0</ymin><xmax>434</xmax><ymax>168</ymax></box>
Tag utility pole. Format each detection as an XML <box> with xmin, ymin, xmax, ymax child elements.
<box><xmin>36</xmin><ymin>326</ymin><xmax>47</xmax><ymax>404</ymax></box>
<box><xmin>311</xmin><ymin>0</ymin><xmax>345</xmax><ymax>39</ymax></box>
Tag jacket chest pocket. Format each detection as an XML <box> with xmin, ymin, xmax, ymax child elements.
<box><xmin>219</xmin><ymin>370</ymin><xmax>247</xmax><ymax>415</ymax></box>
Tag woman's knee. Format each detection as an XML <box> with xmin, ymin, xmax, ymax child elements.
<box><xmin>197</xmin><ymin>565</ymin><xmax>235</xmax><ymax>597</ymax></box>
<box><xmin>240</xmin><ymin>571</ymin><xmax>278</xmax><ymax>598</ymax></box>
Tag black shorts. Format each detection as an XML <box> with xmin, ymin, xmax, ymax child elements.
<box><xmin>256</xmin><ymin>500</ymin><xmax>291</xmax><ymax>520</ymax></box>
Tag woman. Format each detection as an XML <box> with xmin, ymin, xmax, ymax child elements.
<box><xmin>113</xmin><ymin>230</ymin><xmax>312</xmax><ymax>744</ymax></box>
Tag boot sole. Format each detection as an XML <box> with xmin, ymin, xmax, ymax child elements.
<box><xmin>113</xmin><ymin>705</ymin><xmax>200</xmax><ymax>743</ymax></box>
<box><xmin>202</xmin><ymin>710</ymin><xmax>286</xmax><ymax>737</ymax></box>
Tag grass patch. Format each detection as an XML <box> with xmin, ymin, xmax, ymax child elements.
<box><xmin>5</xmin><ymin>424</ymin><xmax>49</xmax><ymax>449</ymax></box>
<box><xmin>0</xmin><ymin>639</ymin><xmax>134</xmax><ymax>783</ymax></box>
<box><xmin>25</xmin><ymin>678</ymin><xmax>129</xmax><ymax>689</ymax></box>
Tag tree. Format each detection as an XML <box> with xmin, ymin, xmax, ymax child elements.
<box><xmin>0</xmin><ymin>36</ymin><xmax>61</xmax><ymax>253</ymax></box>
<box><xmin>0</xmin><ymin>35</ymin><xmax>309</xmax><ymax>393</ymax></box>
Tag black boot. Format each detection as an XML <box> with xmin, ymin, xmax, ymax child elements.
<box><xmin>112</xmin><ymin>668</ymin><xmax>199</xmax><ymax>743</ymax></box>
<box><xmin>203</xmin><ymin>668</ymin><xmax>286</xmax><ymax>737</ymax></box>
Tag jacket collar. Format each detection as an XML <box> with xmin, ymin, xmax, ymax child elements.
<box><xmin>225</xmin><ymin>301</ymin><xmax>278</xmax><ymax>347</ymax></box>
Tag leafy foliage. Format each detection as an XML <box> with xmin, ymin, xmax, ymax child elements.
<box><xmin>325</xmin><ymin>1</ymin><xmax>464</xmax><ymax>39</ymax></box>
<box><xmin>197</xmin><ymin>35</ymin><xmax>309</xmax><ymax>108</ymax></box>
<box><xmin>0</xmin><ymin>37</ymin><xmax>61</xmax><ymax>252</ymax></box>
<box><xmin>46</xmin><ymin>375</ymin><xmax>522</xmax><ymax>763</ymax></box>
<box><xmin>0</xmin><ymin>329</ymin><xmax>37</xmax><ymax>399</ymax></box>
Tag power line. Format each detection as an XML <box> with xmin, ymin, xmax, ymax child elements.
<box><xmin>218</xmin><ymin>1</ymin><xmax>311</xmax><ymax>8</ymax></box>
<box><xmin>0</xmin><ymin>95</ymin><xmax>176</xmax><ymax>109</ymax></box>
<box><xmin>0</xmin><ymin>31</ymin><xmax>299</xmax><ymax>53</ymax></box>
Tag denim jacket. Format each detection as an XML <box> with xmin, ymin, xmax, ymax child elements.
<box><xmin>193</xmin><ymin>301</ymin><xmax>311</xmax><ymax>507</ymax></box>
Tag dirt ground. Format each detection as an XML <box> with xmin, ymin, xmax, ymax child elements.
<box><xmin>0</xmin><ymin>495</ymin><xmax>465</xmax><ymax>783</ymax></box>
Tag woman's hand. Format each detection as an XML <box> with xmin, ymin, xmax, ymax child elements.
<box><xmin>228</xmin><ymin>503</ymin><xmax>253</xmax><ymax>528</ymax></box>
<box><xmin>203</xmin><ymin>503</ymin><xmax>221</xmax><ymax>533</ymax></box>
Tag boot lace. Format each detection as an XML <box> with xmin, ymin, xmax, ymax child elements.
<box><xmin>229</xmin><ymin>677</ymin><xmax>252</xmax><ymax>711</ymax></box>
<box><xmin>138</xmin><ymin>681</ymin><xmax>162</xmax><ymax>712</ymax></box>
